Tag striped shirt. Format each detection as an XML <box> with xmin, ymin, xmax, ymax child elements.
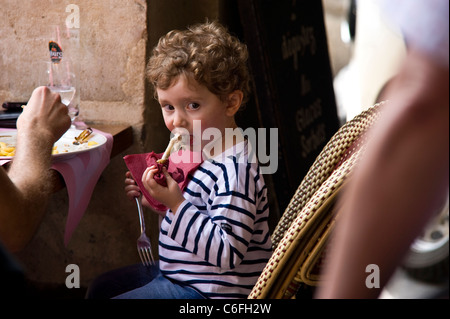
<box><xmin>159</xmin><ymin>140</ymin><xmax>272</xmax><ymax>299</ymax></box>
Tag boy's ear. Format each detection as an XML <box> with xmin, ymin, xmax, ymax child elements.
<box><xmin>225</xmin><ymin>90</ymin><xmax>243</xmax><ymax>116</ymax></box>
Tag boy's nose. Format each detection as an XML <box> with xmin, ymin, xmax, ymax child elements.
<box><xmin>173</xmin><ymin>111</ymin><xmax>188</xmax><ymax>128</ymax></box>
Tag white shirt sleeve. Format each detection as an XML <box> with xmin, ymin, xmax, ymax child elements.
<box><xmin>377</xmin><ymin>0</ymin><xmax>449</xmax><ymax>67</ymax></box>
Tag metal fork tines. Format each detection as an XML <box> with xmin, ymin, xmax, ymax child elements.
<box><xmin>135</xmin><ymin>196</ymin><xmax>155</xmax><ymax>266</ymax></box>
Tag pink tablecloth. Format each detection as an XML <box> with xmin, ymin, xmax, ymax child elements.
<box><xmin>0</xmin><ymin>125</ymin><xmax>113</xmax><ymax>245</ymax></box>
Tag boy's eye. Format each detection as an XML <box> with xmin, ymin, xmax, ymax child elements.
<box><xmin>162</xmin><ymin>104</ymin><xmax>175</xmax><ymax>111</ymax></box>
<box><xmin>188</xmin><ymin>103</ymin><xmax>200</xmax><ymax>110</ymax></box>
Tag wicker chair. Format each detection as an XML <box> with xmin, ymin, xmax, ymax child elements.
<box><xmin>249</xmin><ymin>102</ymin><xmax>384</xmax><ymax>299</ymax></box>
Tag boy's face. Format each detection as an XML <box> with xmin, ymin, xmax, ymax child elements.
<box><xmin>157</xmin><ymin>74</ymin><xmax>237</xmax><ymax>152</ymax></box>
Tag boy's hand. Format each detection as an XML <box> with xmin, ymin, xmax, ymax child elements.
<box><xmin>142</xmin><ymin>165</ymin><xmax>185</xmax><ymax>213</ymax></box>
<box><xmin>124</xmin><ymin>171</ymin><xmax>153</xmax><ymax>210</ymax></box>
<box><xmin>124</xmin><ymin>171</ymin><xmax>141</xmax><ymax>200</ymax></box>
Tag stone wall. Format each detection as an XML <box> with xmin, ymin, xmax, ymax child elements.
<box><xmin>1</xmin><ymin>0</ymin><xmax>147</xmax><ymax>125</ymax></box>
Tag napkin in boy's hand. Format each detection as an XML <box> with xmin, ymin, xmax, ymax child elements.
<box><xmin>124</xmin><ymin>150</ymin><xmax>202</xmax><ymax>212</ymax></box>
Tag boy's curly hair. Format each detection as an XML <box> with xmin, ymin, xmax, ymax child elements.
<box><xmin>146</xmin><ymin>21</ymin><xmax>251</xmax><ymax>105</ymax></box>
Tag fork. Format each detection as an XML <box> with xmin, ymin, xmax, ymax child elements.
<box><xmin>135</xmin><ymin>195</ymin><xmax>155</xmax><ymax>266</ymax></box>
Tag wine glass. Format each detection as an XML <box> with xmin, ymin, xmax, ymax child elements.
<box><xmin>42</xmin><ymin>60</ymin><xmax>79</xmax><ymax>127</ymax></box>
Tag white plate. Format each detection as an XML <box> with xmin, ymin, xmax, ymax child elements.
<box><xmin>0</xmin><ymin>128</ymin><xmax>107</xmax><ymax>160</ymax></box>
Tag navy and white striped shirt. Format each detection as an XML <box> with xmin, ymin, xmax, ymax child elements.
<box><xmin>159</xmin><ymin>140</ymin><xmax>272</xmax><ymax>299</ymax></box>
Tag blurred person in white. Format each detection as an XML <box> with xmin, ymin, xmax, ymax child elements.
<box><xmin>316</xmin><ymin>0</ymin><xmax>448</xmax><ymax>298</ymax></box>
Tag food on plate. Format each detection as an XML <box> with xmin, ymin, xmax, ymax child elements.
<box><xmin>52</xmin><ymin>140</ymin><xmax>98</xmax><ymax>154</ymax></box>
<box><xmin>1</xmin><ymin>129</ymin><xmax>101</xmax><ymax>157</ymax></box>
<box><xmin>0</xmin><ymin>141</ymin><xmax>15</xmax><ymax>156</ymax></box>
<box><xmin>73</xmin><ymin>127</ymin><xmax>93</xmax><ymax>145</ymax></box>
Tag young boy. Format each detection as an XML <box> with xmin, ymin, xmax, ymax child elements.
<box><xmin>87</xmin><ymin>21</ymin><xmax>272</xmax><ymax>299</ymax></box>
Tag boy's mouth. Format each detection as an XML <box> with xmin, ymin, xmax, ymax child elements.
<box><xmin>173</xmin><ymin>133</ymin><xmax>194</xmax><ymax>147</ymax></box>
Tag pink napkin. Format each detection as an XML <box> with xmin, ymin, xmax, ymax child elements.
<box><xmin>1</xmin><ymin>125</ymin><xmax>113</xmax><ymax>246</ymax></box>
<box><xmin>54</xmin><ymin>126</ymin><xmax>113</xmax><ymax>245</ymax></box>
<box><xmin>124</xmin><ymin>150</ymin><xmax>202</xmax><ymax>212</ymax></box>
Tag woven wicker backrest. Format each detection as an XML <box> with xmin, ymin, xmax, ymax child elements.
<box><xmin>271</xmin><ymin>103</ymin><xmax>383</xmax><ymax>250</ymax></box>
<box><xmin>249</xmin><ymin>102</ymin><xmax>384</xmax><ymax>299</ymax></box>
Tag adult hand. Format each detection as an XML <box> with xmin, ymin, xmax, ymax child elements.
<box><xmin>2</xmin><ymin>87</ymin><xmax>70</xmax><ymax>252</ymax></box>
<box><xmin>16</xmin><ymin>86</ymin><xmax>71</xmax><ymax>144</ymax></box>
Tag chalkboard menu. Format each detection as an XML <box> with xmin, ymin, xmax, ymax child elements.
<box><xmin>237</xmin><ymin>0</ymin><xmax>340</xmax><ymax>211</ymax></box>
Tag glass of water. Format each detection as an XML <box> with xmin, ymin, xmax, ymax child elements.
<box><xmin>42</xmin><ymin>60</ymin><xmax>79</xmax><ymax>126</ymax></box>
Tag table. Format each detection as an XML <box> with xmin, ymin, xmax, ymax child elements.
<box><xmin>48</xmin><ymin>124</ymin><xmax>133</xmax><ymax>191</ymax></box>
<box><xmin>91</xmin><ymin>123</ymin><xmax>133</xmax><ymax>158</ymax></box>
<box><xmin>1</xmin><ymin>123</ymin><xmax>134</xmax><ymax>245</ymax></box>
